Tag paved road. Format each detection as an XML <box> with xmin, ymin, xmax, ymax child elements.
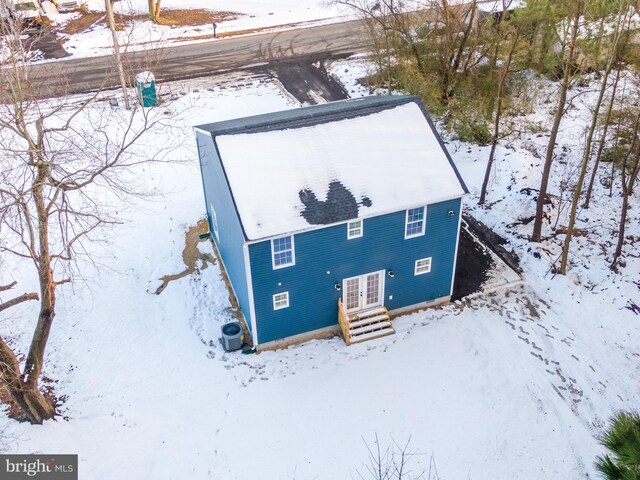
<box><xmin>27</xmin><ymin>20</ymin><xmax>366</xmax><ymax>96</ymax></box>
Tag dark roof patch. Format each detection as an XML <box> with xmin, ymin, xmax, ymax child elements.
<box><xmin>299</xmin><ymin>181</ymin><xmax>371</xmax><ymax>226</ymax></box>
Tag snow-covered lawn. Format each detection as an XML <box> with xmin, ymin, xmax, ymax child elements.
<box><xmin>45</xmin><ymin>0</ymin><xmax>349</xmax><ymax>59</ymax></box>
<box><xmin>0</xmin><ymin>62</ymin><xmax>639</xmax><ymax>479</ymax></box>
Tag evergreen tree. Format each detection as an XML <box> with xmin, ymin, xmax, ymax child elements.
<box><xmin>595</xmin><ymin>411</ymin><xmax>640</xmax><ymax>480</ymax></box>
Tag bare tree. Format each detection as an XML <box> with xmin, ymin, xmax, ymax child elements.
<box><xmin>610</xmin><ymin>106</ymin><xmax>640</xmax><ymax>270</ymax></box>
<box><xmin>559</xmin><ymin>0</ymin><xmax>633</xmax><ymax>273</ymax></box>
<box><xmin>530</xmin><ymin>0</ymin><xmax>584</xmax><ymax>242</ymax></box>
<box><xmin>435</xmin><ymin>0</ymin><xmax>479</xmax><ymax>101</ymax></box>
<box><xmin>479</xmin><ymin>2</ymin><xmax>522</xmax><ymax>205</ymax></box>
<box><xmin>356</xmin><ymin>434</ymin><xmax>438</xmax><ymax>480</ymax></box>
<box><xmin>331</xmin><ymin>0</ymin><xmax>489</xmax><ymax>106</ymax></box>
<box><xmin>330</xmin><ymin>0</ymin><xmax>430</xmax><ymax>90</ymax></box>
<box><xmin>0</xmin><ymin>19</ymin><xmax>168</xmax><ymax>423</ymax></box>
<box><xmin>582</xmin><ymin>67</ymin><xmax>622</xmax><ymax>208</ymax></box>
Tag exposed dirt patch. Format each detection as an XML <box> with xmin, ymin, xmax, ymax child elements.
<box><xmin>58</xmin><ymin>6</ymin><xmax>103</xmax><ymax>35</ymax></box>
<box><xmin>155</xmin><ymin>218</ymin><xmax>215</xmax><ymax>295</ymax></box>
<box><xmin>151</xmin><ymin>9</ymin><xmax>239</xmax><ymax>27</ymax></box>
<box><xmin>166</xmin><ymin>22</ymin><xmax>302</xmax><ymax>43</ymax></box>
<box><xmin>451</xmin><ymin>226</ymin><xmax>494</xmax><ymax>301</ymax></box>
<box><xmin>464</xmin><ymin>213</ymin><xmax>522</xmax><ymax>274</ymax></box>
<box><xmin>57</xmin><ymin>8</ymin><xmax>239</xmax><ymax>35</ymax></box>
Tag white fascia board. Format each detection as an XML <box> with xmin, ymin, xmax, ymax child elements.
<box><xmin>243</xmin><ymin>243</ymin><xmax>259</xmax><ymax>346</ymax></box>
<box><xmin>449</xmin><ymin>198</ymin><xmax>464</xmax><ymax>297</ymax></box>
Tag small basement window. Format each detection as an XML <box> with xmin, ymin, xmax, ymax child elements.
<box><xmin>271</xmin><ymin>235</ymin><xmax>295</xmax><ymax>269</ymax></box>
<box><xmin>273</xmin><ymin>292</ymin><xmax>289</xmax><ymax>310</ymax></box>
<box><xmin>405</xmin><ymin>207</ymin><xmax>426</xmax><ymax>239</ymax></box>
<box><xmin>415</xmin><ymin>257</ymin><xmax>432</xmax><ymax>275</ymax></box>
<box><xmin>347</xmin><ymin>220</ymin><xmax>363</xmax><ymax>239</ymax></box>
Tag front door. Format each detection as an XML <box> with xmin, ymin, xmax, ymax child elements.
<box><xmin>343</xmin><ymin>270</ymin><xmax>385</xmax><ymax>314</ymax></box>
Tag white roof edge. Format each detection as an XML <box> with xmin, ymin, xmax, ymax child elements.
<box><xmin>244</xmin><ymin>194</ymin><xmax>466</xmax><ymax>245</ymax></box>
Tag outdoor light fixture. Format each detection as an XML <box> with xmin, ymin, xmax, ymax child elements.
<box><xmin>334</xmin><ymin>283</ymin><xmax>341</xmax><ymax>291</ymax></box>
<box><xmin>448</xmin><ymin>210</ymin><xmax>455</xmax><ymax>217</ymax></box>
<box><xmin>388</xmin><ymin>270</ymin><xmax>395</xmax><ymax>278</ymax></box>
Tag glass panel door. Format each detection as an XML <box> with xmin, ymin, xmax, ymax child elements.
<box><xmin>344</xmin><ymin>277</ymin><xmax>361</xmax><ymax>312</ymax></box>
<box><xmin>364</xmin><ymin>272</ymin><xmax>381</xmax><ymax>308</ymax></box>
<box><xmin>343</xmin><ymin>271</ymin><xmax>384</xmax><ymax>313</ymax></box>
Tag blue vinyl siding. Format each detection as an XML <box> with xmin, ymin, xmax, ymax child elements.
<box><xmin>249</xmin><ymin>198</ymin><xmax>462</xmax><ymax>343</ymax></box>
<box><xmin>196</xmin><ymin>131</ymin><xmax>252</xmax><ymax>330</ymax></box>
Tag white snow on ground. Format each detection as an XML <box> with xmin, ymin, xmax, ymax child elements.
<box><xmin>46</xmin><ymin>0</ymin><xmax>349</xmax><ymax>59</ymax></box>
<box><xmin>0</xmin><ymin>62</ymin><xmax>639</xmax><ymax>480</ymax></box>
<box><xmin>215</xmin><ymin>101</ymin><xmax>466</xmax><ymax>239</ymax></box>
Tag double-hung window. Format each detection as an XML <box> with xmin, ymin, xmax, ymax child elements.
<box><xmin>405</xmin><ymin>207</ymin><xmax>426</xmax><ymax>239</ymax></box>
<box><xmin>347</xmin><ymin>220</ymin><xmax>363</xmax><ymax>239</ymax></box>
<box><xmin>273</xmin><ymin>292</ymin><xmax>290</xmax><ymax>310</ymax></box>
<box><xmin>271</xmin><ymin>235</ymin><xmax>295</xmax><ymax>269</ymax></box>
<box><xmin>415</xmin><ymin>257</ymin><xmax>432</xmax><ymax>275</ymax></box>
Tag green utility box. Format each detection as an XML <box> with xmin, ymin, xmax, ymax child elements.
<box><xmin>135</xmin><ymin>71</ymin><xmax>157</xmax><ymax>107</ymax></box>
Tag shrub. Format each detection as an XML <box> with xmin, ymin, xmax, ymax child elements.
<box><xmin>453</xmin><ymin>115</ymin><xmax>492</xmax><ymax>145</ymax></box>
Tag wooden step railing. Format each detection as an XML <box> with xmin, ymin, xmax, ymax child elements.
<box><xmin>337</xmin><ymin>298</ymin><xmax>352</xmax><ymax>345</ymax></box>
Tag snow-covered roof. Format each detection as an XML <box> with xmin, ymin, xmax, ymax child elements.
<box><xmin>197</xmin><ymin>96</ymin><xmax>467</xmax><ymax>241</ymax></box>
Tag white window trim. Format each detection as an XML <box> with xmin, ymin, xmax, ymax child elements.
<box><xmin>347</xmin><ymin>219</ymin><xmax>363</xmax><ymax>240</ymax></box>
<box><xmin>273</xmin><ymin>292</ymin><xmax>290</xmax><ymax>310</ymax></box>
<box><xmin>415</xmin><ymin>257</ymin><xmax>432</xmax><ymax>275</ymax></box>
<box><xmin>271</xmin><ymin>235</ymin><xmax>296</xmax><ymax>270</ymax></box>
<box><xmin>405</xmin><ymin>206</ymin><xmax>427</xmax><ymax>239</ymax></box>
<box><xmin>210</xmin><ymin>204</ymin><xmax>220</xmax><ymax>242</ymax></box>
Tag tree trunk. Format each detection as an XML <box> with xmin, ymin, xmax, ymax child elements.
<box><xmin>0</xmin><ymin>337</ymin><xmax>54</xmax><ymax>424</ymax></box>
<box><xmin>610</xmin><ymin>112</ymin><xmax>640</xmax><ymax>269</ymax></box>
<box><xmin>488</xmin><ymin>15</ymin><xmax>502</xmax><ymax>72</ymax></box>
<box><xmin>451</xmin><ymin>1</ymin><xmax>476</xmax><ymax>74</ymax></box>
<box><xmin>105</xmin><ymin>0</ymin><xmax>130</xmax><ymax>109</ymax></box>
<box><xmin>439</xmin><ymin>0</ymin><xmax>454</xmax><ymax>102</ymax></box>
<box><xmin>610</xmin><ymin>159</ymin><xmax>639</xmax><ymax>270</ymax></box>
<box><xmin>583</xmin><ymin>67</ymin><xmax>621</xmax><ymax>208</ymax></box>
<box><xmin>154</xmin><ymin>0</ymin><xmax>161</xmax><ymax>22</ymax></box>
<box><xmin>445</xmin><ymin>0</ymin><xmax>477</xmax><ymax>99</ymax></box>
<box><xmin>559</xmin><ymin>48</ymin><xmax>621</xmax><ymax>273</ymax></box>
<box><xmin>479</xmin><ymin>28</ymin><xmax>519</xmax><ymax>206</ymax></box>
<box><xmin>149</xmin><ymin>0</ymin><xmax>161</xmax><ymax>22</ymax></box>
<box><xmin>611</xmin><ymin>188</ymin><xmax>629</xmax><ymax>270</ymax></box>
<box><xmin>531</xmin><ymin>0</ymin><xmax>583</xmax><ymax>242</ymax></box>
<box><xmin>18</xmin><ymin>164</ymin><xmax>57</xmax><ymax>422</ymax></box>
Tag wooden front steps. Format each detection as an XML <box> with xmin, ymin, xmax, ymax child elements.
<box><xmin>338</xmin><ymin>301</ymin><xmax>395</xmax><ymax>345</ymax></box>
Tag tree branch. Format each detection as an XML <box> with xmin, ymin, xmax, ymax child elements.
<box><xmin>0</xmin><ymin>292</ymin><xmax>39</xmax><ymax>314</ymax></box>
<box><xmin>0</xmin><ymin>282</ymin><xmax>18</xmax><ymax>292</ymax></box>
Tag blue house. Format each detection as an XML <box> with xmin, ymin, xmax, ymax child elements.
<box><xmin>194</xmin><ymin>96</ymin><xmax>468</xmax><ymax>350</ymax></box>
